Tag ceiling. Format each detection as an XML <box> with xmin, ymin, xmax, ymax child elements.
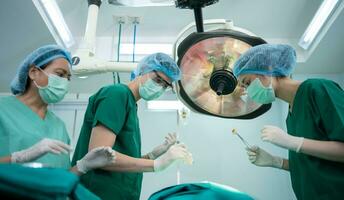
<box><xmin>0</xmin><ymin>0</ymin><xmax>343</xmax><ymax>93</ymax></box>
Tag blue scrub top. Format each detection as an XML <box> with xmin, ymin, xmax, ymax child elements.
<box><xmin>0</xmin><ymin>96</ymin><xmax>70</xmax><ymax>168</ymax></box>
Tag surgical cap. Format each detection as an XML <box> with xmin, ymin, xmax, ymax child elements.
<box><xmin>10</xmin><ymin>44</ymin><xmax>72</xmax><ymax>95</ymax></box>
<box><xmin>233</xmin><ymin>44</ymin><xmax>296</xmax><ymax>78</ymax></box>
<box><xmin>130</xmin><ymin>52</ymin><xmax>181</xmax><ymax>82</ymax></box>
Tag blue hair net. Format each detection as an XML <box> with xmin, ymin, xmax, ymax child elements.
<box><xmin>233</xmin><ymin>44</ymin><xmax>296</xmax><ymax>78</ymax></box>
<box><xmin>130</xmin><ymin>52</ymin><xmax>181</xmax><ymax>82</ymax></box>
<box><xmin>10</xmin><ymin>44</ymin><xmax>72</xmax><ymax>95</ymax></box>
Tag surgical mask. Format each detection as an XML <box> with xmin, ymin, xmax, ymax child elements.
<box><xmin>247</xmin><ymin>78</ymin><xmax>275</xmax><ymax>104</ymax></box>
<box><xmin>139</xmin><ymin>79</ymin><xmax>165</xmax><ymax>101</ymax></box>
<box><xmin>33</xmin><ymin>69</ymin><xmax>70</xmax><ymax>104</ymax></box>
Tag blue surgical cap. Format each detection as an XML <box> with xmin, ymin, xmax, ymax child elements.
<box><xmin>10</xmin><ymin>44</ymin><xmax>72</xmax><ymax>95</ymax></box>
<box><xmin>130</xmin><ymin>52</ymin><xmax>181</xmax><ymax>82</ymax></box>
<box><xmin>233</xmin><ymin>44</ymin><xmax>296</xmax><ymax>78</ymax></box>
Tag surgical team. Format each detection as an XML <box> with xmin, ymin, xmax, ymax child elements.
<box><xmin>0</xmin><ymin>43</ymin><xmax>343</xmax><ymax>200</ymax></box>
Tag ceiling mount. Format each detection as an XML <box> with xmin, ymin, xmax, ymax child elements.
<box><xmin>175</xmin><ymin>0</ymin><xmax>219</xmax><ymax>32</ymax></box>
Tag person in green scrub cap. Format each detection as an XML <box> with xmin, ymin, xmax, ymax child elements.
<box><xmin>72</xmin><ymin>52</ymin><xmax>193</xmax><ymax>200</ymax></box>
<box><xmin>0</xmin><ymin>45</ymin><xmax>117</xmax><ymax>176</ymax></box>
<box><xmin>233</xmin><ymin>44</ymin><xmax>344</xmax><ymax>200</ymax></box>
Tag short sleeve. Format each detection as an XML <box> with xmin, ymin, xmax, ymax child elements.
<box><xmin>92</xmin><ymin>86</ymin><xmax>128</xmax><ymax>135</ymax></box>
<box><xmin>313</xmin><ymin>80</ymin><xmax>344</xmax><ymax>141</ymax></box>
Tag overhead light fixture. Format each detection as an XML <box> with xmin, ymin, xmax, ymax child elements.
<box><xmin>174</xmin><ymin>0</ymin><xmax>271</xmax><ymax>119</ymax></box>
<box><xmin>299</xmin><ymin>0</ymin><xmax>339</xmax><ymax>50</ymax></box>
<box><xmin>120</xmin><ymin>43</ymin><xmax>173</xmax><ymax>56</ymax></box>
<box><xmin>147</xmin><ymin>100</ymin><xmax>186</xmax><ymax>111</ymax></box>
<box><xmin>32</xmin><ymin>0</ymin><xmax>75</xmax><ymax>48</ymax></box>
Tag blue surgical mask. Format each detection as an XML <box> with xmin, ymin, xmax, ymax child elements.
<box><xmin>34</xmin><ymin>69</ymin><xmax>70</xmax><ymax>104</ymax></box>
<box><xmin>247</xmin><ymin>78</ymin><xmax>275</xmax><ymax>104</ymax></box>
<box><xmin>139</xmin><ymin>79</ymin><xmax>165</xmax><ymax>101</ymax></box>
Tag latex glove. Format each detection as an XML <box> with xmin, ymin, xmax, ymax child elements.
<box><xmin>76</xmin><ymin>146</ymin><xmax>116</xmax><ymax>174</ymax></box>
<box><xmin>147</xmin><ymin>133</ymin><xmax>178</xmax><ymax>159</ymax></box>
<box><xmin>154</xmin><ymin>143</ymin><xmax>193</xmax><ymax>172</ymax></box>
<box><xmin>246</xmin><ymin>146</ymin><xmax>283</xmax><ymax>168</ymax></box>
<box><xmin>11</xmin><ymin>138</ymin><xmax>72</xmax><ymax>163</ymax></box>
<box><xmin>261</xmin><ymin>125</ymin><xmax>304</xmax><ymax>152</ymax></box>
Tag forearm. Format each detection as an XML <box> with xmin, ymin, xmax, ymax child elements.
<box><xmin>103</xmin><ymin>152</ymin><xmax>154</xmax><ymax>172</ymax></box>
<box><xmin>0</xmin><ymin>156</ymin><xmax>11</xmax><ymax>163</ymax></box>
<box><xmin>300</xmin><ymin>139</ymin><xmax>344</xmax><ymax>162</ymax></box>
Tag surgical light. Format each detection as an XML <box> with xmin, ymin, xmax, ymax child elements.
<box><xmin>174</xmin><ymin>0</ymin><xmax>271</xmax><ymax>119</ymax></box>
<box><xmin>298</xmin><ymin>0</ymin><xmax>339</xmax><ymax>50</ymax></box>
<box><xmin>32</xmin><ymin>0</ymin><xmax>75</xmax><ymax>48</ymax></box>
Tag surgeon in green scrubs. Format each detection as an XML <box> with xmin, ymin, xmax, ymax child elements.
<box><xmin>72</xmin><ymin>53</ymin><xmax>193</xmax><ymax>200</ymax></box>
<box><xmin>232</xmin><ymin>44</ymin><xmax>344</xmax><ymax>200</ymax></box>
<box><xmin>0</xmin><ymin>45</ymin><xmax>117</xmax><ymax>176</ymax></box>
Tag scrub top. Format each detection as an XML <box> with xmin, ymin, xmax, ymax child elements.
<box><xmin>286</xmin><ymin>79</ymin><xmax>344</xmax><ymax>200</ymax></box>
<box><xmin>72</xmin><ymin>84</ymin><xmax>142</xmax><ymax>200</ymax></box>
<box><xmin>0</xmin><ymin>96</ymin><xmax>71</xmax><ymax>169</ymax></box>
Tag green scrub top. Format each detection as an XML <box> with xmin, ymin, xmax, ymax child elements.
<box><xmin>0</xmin><ymin>96</ymin><xmax>71</xmax><ymax>169</ymax></box>
<box><xmin>72</xmin><ymin>84</ymin><xmax>142</xmax><ymax>200</ymax></box>
<box><xmin>286</xmin><ymin>79</ymin><xmax>344</xmax><ymax>200</ymax></box>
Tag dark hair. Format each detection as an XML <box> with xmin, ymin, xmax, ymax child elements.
<box><xmin>24</xmin><ymin>62</ymin><xmax>52</xmax><ymax>92</ymax></box>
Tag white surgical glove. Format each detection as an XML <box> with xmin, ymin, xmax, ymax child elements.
<box><xmin>76</xmin><ymin>146</ymin><xmax>116</xmax><ymax>174</ymax></box>
<box><xmin>246</xmin><ymin>146</ymin><xmax>283</xmax><ymax>168</ymax></box>
<box><xmin>261</xmin><ymin>125</ymin><xmax>304</xmax><ymax>152</ymax></box>
<box><xmin>147</xmin><ymin>133</ymin><xmax>177</xmax><ymax>159</ymax></box>
<box><xmin>11</xmin><ymin>138</ymin><xmax>72</xmax><ymax>163</ymax></box>
<box><xmin>154</xmin><ymin>143</ymin><xmax>193</xmax><ymax>172</ymax></box>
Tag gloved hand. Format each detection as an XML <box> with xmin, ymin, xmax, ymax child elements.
<box><xmin>246</xmin><ymin>146</ymin><xmax>283</xmax><ymax>168</ymax></box>
<box><xmin>154</xmin><ymin>143</ymin><xmax>193</xmax><ymax>172</ymax></box>
<box><xmin>147</xmin><ymin>133</ymin><xmax>178</xmax><ymax>159</ymax></box>
<box><xmin>11</xmin><ymin>138</ymin><xmax>72</xmax><ymax>163</ymax></box>
<box><xmin>76</xmin><ymin>146</ymin><xmax>116</xmax><ymax>174</ymax></box>
<box><xmin>261</xmin><ymin>125</ymin><xmax>304</xmax><ymax>152</ymax></box>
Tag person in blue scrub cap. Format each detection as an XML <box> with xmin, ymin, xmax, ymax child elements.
<box><xmin>233</xmin><ymin>43</ymin><xmax>344</xmax><ymax>200</ymax></box>
<box><xmin>72</xmin><ymin>52</ymin><xmax>193</xmax><ymax>200</ymax></box>
<box><xmin>0</xmin><ymin>45</ymin><xmax>116</xmax><ymax>176</ymax></box>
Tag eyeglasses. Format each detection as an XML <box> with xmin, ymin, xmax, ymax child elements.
<box><xmin>152</xmin><ymin>70</ymin><xmax>173</xmax><ymax>89</ymax></box>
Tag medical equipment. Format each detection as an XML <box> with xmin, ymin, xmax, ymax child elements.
<box><xmin>72</xmin><ymin>0</ymin><xmax>271</xmax><ymax>119</ymax></box>
<box><xmin>232</xmin><ymin>128</ymin><xmax>252</xmax><ymax>149</ymax></box>
<box><xmin>72</xmin><ymin>0</ymin><xmax>137</xmax><ymax>76</ymax></box>
<box><xmin>174</xmin><ymin>0</ymin><xmax>271</xmax><ymax>119</ymax></box>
